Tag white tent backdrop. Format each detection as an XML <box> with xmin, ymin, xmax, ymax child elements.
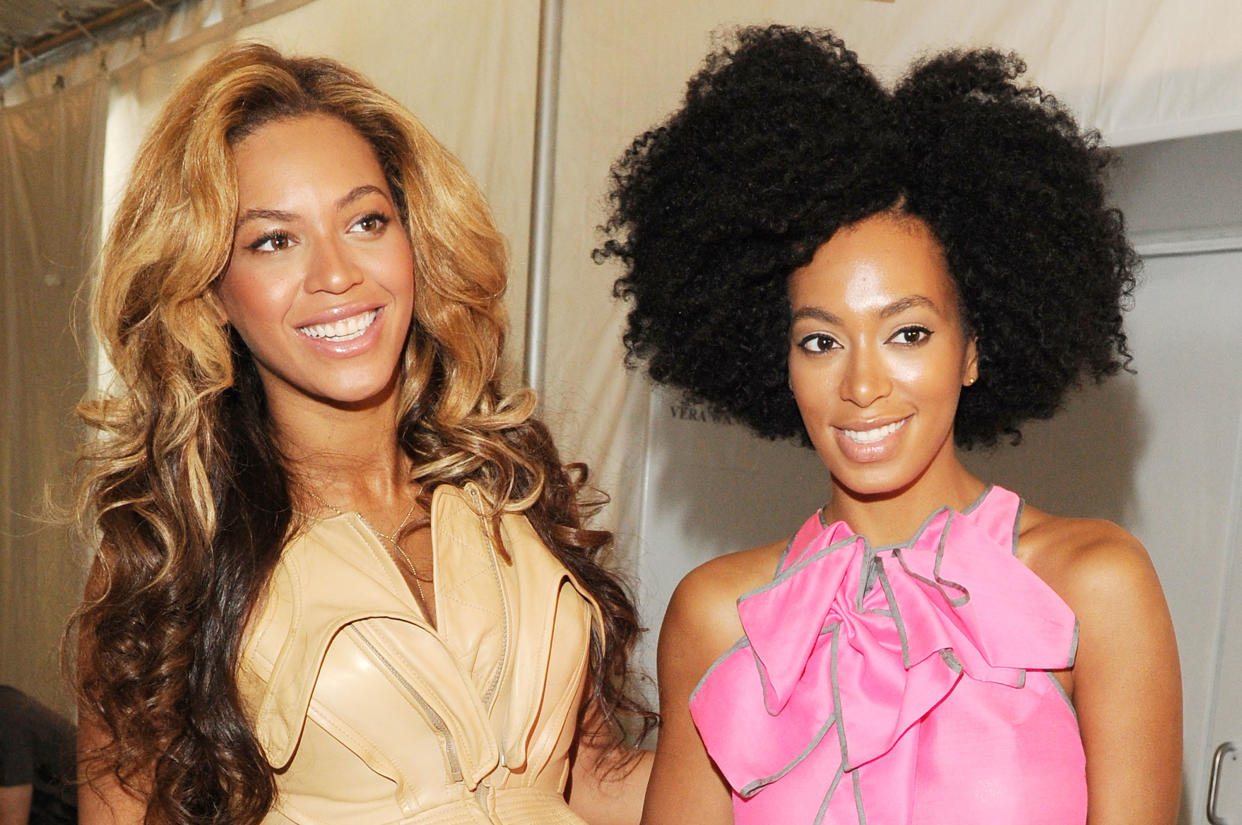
<box><xmin>4</xmin><ymin>0</ymin><xmax>1242</xmax><ymax>819</ymax></box>
<box><xmin>0</xmin><ymin>75</ymin><xmax>106</xmax><ymax>716</ymax></box>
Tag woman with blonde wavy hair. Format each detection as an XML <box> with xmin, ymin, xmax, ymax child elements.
<box><xmin>73</xmin><ymin>42</ymin><xmax>652</xmax><ymax>825</ymax></box>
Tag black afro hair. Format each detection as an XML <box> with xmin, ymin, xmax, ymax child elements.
<box><xmin>596</xmin><ymin>25</ymin><xmax>1137</xmax><ymax>449</ymax></box>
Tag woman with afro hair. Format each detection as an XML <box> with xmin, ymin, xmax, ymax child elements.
<box><xmin>598</xmin><ymin>25</ymin><xmax>1180</xmax><ymax>825</ymax></box>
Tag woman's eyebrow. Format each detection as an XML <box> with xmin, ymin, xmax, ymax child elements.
<box><xmin>235</xmin><ymin>207</ymin><xmax>295</xmax><ymax>229</ymax></box>
<box><xmin>234</xmin><ymin>185</ymin><xmax>388</xmax><ymax>230</ymax></box>
<box><xmin>791</xmin><ymin>306</ymin><xmax>843</xmax><ymax>325</ymax></box>
<box><xmin>335</xmin><ymin>184</ymin><xmax>386</xmax><ymax>210</ymax></box>
<box><xmin>879</xmin><ymin>294</ymin><xmax>937</xmax><ymax>319</ymax></box>
<box><xmin>791</xmin><ymin>295</ymin><xmax>939</xmax><ymax>324</ymax></box>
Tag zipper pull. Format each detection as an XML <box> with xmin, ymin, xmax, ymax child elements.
<box><xmin>466</xmin><ymin>484</ymin><xmax>500</xmax><ymax>558</ymax></box>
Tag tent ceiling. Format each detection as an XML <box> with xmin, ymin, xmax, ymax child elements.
<box><xmin>0</xmin><ymin>0</ymin><xmax>186</xmax><ymax>75</ymax></box>
<box><xmin>1</xmin><ymin>1</ymin><xmax>136</xmax><ymax>47</ymax></box>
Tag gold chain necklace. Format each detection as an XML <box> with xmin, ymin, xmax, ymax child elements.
<box><xmin>304</xmin><ymin>487</ymin><xmax>430</xmax><ymax>610</ymax></box>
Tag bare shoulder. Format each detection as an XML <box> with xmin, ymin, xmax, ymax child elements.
<box><xmin>659</xmin><ymin>539</ymin><xmax>788</xmax><ymax>686</ymax></box>
<box><xmin>645</xmin><ymin>544</ymin><xmax>788</xmax><ymax>825</ymax></box>
<box><xmin>1016</xmin><ymin>506</ymin><xmax>1159</xmax><ymax>612</ymax></box>
<box><xmin>1016</xmin><ymin>508</ymin><xmax>1181</xmax><ymax>823</ymax></box>
<box><xmin>670</xmin><ymin>540</ymin><xmax>788</xmax><ymax>620</ymax></box>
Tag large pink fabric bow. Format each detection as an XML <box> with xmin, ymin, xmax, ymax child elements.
<box><xmin>689</xmin><ymin>488</ymin><xmax>1078</xmax><ymax>810</ymax></box>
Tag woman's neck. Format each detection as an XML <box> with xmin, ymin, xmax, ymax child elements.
<box><xmin>268</xmin><ymin>389</ymin><xmax>411</xmax><ymax>511</ymax></box>
<box><xmin>823</xmin><ymin>462</ymin><xmax>987</xmax><ymax>547</ymax></box>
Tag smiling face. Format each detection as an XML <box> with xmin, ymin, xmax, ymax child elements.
<box><xmin>216</xmin><ymin>113</ymin><xmax>415</xmax><ymax>416</ymax></box>
<box><xmin>788</xmin><ymin>211</ymin><xmax>978</xmax><ymax>502</ymax></box>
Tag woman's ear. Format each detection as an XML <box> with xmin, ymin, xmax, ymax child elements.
<box><xmin>963</xmin><ymin>337</ymin><xmax>979</xmax><ymax>387</ymax></box>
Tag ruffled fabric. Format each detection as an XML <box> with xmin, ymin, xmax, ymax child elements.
<box><xmin>688</xmin><ymin>486</ymin><xmax>1083</xmax><ymax>824</ymax></box>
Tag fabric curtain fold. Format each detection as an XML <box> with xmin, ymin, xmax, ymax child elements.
<box><xmin>0</xmin><ymin>74</ymin><xmax>107</xmax><ymax>716</ymax></box>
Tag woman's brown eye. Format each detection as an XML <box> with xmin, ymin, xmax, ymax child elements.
<box><xmin>798</xmin><ymin>333</ymin><xmax>837</xmax><ymax>353</ymax></box>
<box><xmin>894</xmin><ymin>326</ymin><xmax>932</xmax><ymax>345</ymax></box>
<box><xmin>351</xmin><ymin>212</ymin><xmax>390</xmax><ymax>234</ymax></box>
<box><xmin>247</xmin><ymin>231</ymin><xmax>291</xmax><ymax>252</ymax></box>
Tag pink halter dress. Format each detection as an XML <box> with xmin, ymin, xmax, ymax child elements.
<box><xmin>688</xmin><ymin>486</ymin><xmax>1086</xmax><ymax>824</ymax></box>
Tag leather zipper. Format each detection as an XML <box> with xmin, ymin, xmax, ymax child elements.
<box><xmin>347</xmin><ymin>624</ymin><xmax>464</xmax><ymax>783</ymax></box>
<box><xmin>466</xmin><ymin>484</ymin><xmax>511</xmax><ymax>717</ymax></box>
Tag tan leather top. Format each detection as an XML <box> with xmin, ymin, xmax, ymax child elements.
<box><xmin>238</xmin><ymin>484</ymin><xmax>603</xmax><ymax>824</ymax></box>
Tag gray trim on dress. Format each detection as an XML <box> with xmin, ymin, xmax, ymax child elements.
<box><xmin>689</xmin><ymin>636</ymin><xmax>752</xmax><ymax>706</ymax></box>
<box><xmin>829</xmin><ymin>626</ymin><xmax>851</xmax><ymax>769</ymax></box>
<box><xmin>890</xmin><ymin>516</ymin><xmax>971</xmax><ymax>609</ymax></box>
<box><xmin>1011</xmin><ymin>497</ymin><xmax>1025</xmax><ymax>557</ymax></box>
<box><xmin>736</xmin><ymin>623</ymin><xmax>845</xmax><ymax>798</ymax></box>
<box><xmin>940</xmin><ymin>648</ymin><xmax>963</xmax><ymax>674</ymax></box>
<box><xmin>774</xmin><ymin>530</ymin><xmax>801</xmax><ymax>577</ymax></box>
<box><xmin>874</xmin><ymin>564</ymin><xmax>910</xmax><ymax>666</ymax></box>
<box><xmin>1066</xmin><ymin>618</ymin><xmax>1080</xmax><ymax>669</ymax></box>
<box><xmin>1044</xmin><ymin>669</ymin><xmax>1079</xmax><ymax>718</ymax></box>
<box><xmin>851</xmin><ymin>761</ymin><xmax>869</xmax><ymax>824</ymax></box>
<box><xmin>812</xmin><ymin>765</ymin><xmax>847</xmax><ymax>825</ymax></box>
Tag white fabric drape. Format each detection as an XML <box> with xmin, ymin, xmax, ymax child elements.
<box><xmin>0</xmin><ymin>75</ymin><xmax>107</xmax><ymax>716</ymax></box>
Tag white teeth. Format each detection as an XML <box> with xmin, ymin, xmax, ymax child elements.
<box><xmin>840</xmin><ymin>418</ymin><xmax>907</xmax><ymax>444</ymax></box>
<box><xmin>299</xmin><ymin>310</ymin><xmax>378</xmax><ymax>342</ymax></box>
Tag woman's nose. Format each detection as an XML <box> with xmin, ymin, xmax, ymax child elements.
<box><xmin>839</xmin><ymin>344</ymin><xmax>891</xmax><ymax>407</ymax></box>
<box><xmin>305</xmin><ymin>235</ymin><xmax>363</xmax><ymax>294</ymax></box>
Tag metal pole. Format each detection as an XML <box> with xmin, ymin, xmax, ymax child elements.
<box><xmin>523</xmin><ymin>0</ymin><xmax>563</xmax><ymax>399</ymax></box>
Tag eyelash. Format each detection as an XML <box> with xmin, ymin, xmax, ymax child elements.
<box><xmin>246</xmin><ymin>231</ymin><xmax>291</xmax><ymax>252</ymax></box>
<box><xmin>797</xmin><ymin>333</ymin><xmax>839</xmax><ymax>353</ymax></box>
<box><xmin>890</xmin><ymin>325</ymin><xmax>933</xmax><ymax>346</ymax></box>
<box><xmin>244</xmin><ymin>212</ymin><xmax>392</xmax><ymax>252</ymax></box>
<box><xmin>352</xmin><ymin>212</ymin><xmax>391</xmax><ymax>233</ymax></box>
<box><xmin>796</xmin><ymin>325</ymin><xmax>934</xmax><ymax>353</ymax></box>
